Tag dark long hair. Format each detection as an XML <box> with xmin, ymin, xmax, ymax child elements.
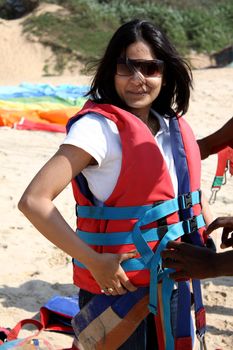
<box><xmin>86</xmin><ymin>19</ymin><xmax>193</xmax><ymax>116</ymax></box>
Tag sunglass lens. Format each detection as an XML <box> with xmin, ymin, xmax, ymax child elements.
<box><xmin>116</xmin><ymin>63</ymin><xmax>131</xmax><ymax>76</ymax></box>
<box><xmin>142</xmin><ymin>62</ymin><xmax>163</xmax><ymax>76</ymax></box>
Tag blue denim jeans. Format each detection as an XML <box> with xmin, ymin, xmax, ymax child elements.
<box><xmin>78</xmin><ymin>289</ymin><xmax>158</xmax><ymax>350</ymax></box>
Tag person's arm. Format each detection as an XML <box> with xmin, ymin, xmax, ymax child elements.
<box><xmin>161</xmin><ymin>241</ymin><xmax>233</xmax><ymax>279</ymax></box>
<box><xmin>161</xmin><ymin>216</ymin><xmax>233</xmax><ymax>279</ymax></box>
<box><xmin>18</xmin><ymin>144</ymin><xmax>137</xmax><ymax>295</ymax></box>
<box><xmin>197</xmin><ymin>117</ymin><xmax>233</xmax><ymax>160</ymax></box>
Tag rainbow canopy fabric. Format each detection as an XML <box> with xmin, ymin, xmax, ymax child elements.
<box><xmin>0</xmin><ymin>83</ymin><xmax>89</xmax><ymax>132</ymax></box>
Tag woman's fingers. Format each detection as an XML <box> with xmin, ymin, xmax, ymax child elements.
<box><xmin>118</xmin><ymin>250</ymin><xmax>137</xmax><ymax>263</ymax></box>
<box><xmin>118</xmin><ymin>251</ymin><xmax>137</xmax><ymax>292</ymax></box>
<box><xmin>98</xmin><ymin>251</ymin><xmax>137</xmax><ymax>295</ymax></box>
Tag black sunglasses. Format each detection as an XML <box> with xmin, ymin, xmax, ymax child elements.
<box><xmin>116</xmin><ymin>57</ymin><xmax>164</xmax><ymax>77</ymax></box>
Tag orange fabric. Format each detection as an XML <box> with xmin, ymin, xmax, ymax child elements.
<box><xmin>0</xmin><ymin>107</ymin><xmax>80</xmax><ymax>129</ymax></box>
<box><xmin>38</xmin><ymin>107</ymin><xmax>79</xmax><ymax>125</ymax></box>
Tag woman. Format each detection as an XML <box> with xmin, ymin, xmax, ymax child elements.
<box><xmin>19</xmin><ymin>19</ymin><xmax>209</xmax><ymax>349</ymax></box>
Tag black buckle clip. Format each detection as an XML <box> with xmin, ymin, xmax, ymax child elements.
<box><xmin>179</xmin><ymin>192</ymin><xmax>192</xmax><ymax>210</ymax></box>
<box><xmin>183</xmin><ymin>216</ymin><xmax>198</xmax><ymax>233</ymax></box>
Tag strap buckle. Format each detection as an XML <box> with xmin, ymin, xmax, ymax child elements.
<box><xmin>197</xmin><ymin>332</ymin><xmax>207</xmax><ymax>350</ymax></box>
<box><xmin>209</xmin><ymin>188</ymin><xmax>219</xmax><ymax>205</ymax></box>
<box><xmin>183</xmin><ymin>216</ymin><xmax>198</xmax><ymax>234</ymax></box>
<box><xmin>178</xmin><ymin>192</ymin><xmax>193</xmax><ymax>209</ymax></box>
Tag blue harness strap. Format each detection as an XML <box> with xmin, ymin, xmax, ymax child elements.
<box><xmin>76</xmin><ymin>190</ymin><xmax>201</xmax><ymax>220</ymax></box>
<box><xmin>74</xmin><ymin>214</ymin><xmax>205</xmax><ymax>272</ymax></box>
<box><xmin>169</xmin><ymin>117</ymin><xmax>206</xmax><ymax>349</ymax></box>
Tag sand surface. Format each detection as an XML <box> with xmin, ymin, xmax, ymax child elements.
<box><xmin>0</xmin><ymin>5</ymin><xmax>233</xmax><ymax>349</ymax></box>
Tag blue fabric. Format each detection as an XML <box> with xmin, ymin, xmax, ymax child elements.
<box><xmin>77</xmin><ymin>226</ymin><xmax>160</xmax><ymax>245</ymax></box>
<box><xmin>169</xmin><ymin>118</ymin><xmax>193</xmax><ymax>339</ymax></box>
<box><xmin>76</xmin><ymin>190</ymin><xmax>201</xmax><ymax>220</ymax></box>
<box><xmin>43</xmin><ymin>295</ymin><xmax>80</xmax><ymax>318</ymax></box>
<box><xmin>77</xmin><ymin>289</ymin><xmax>157</xmax><ymax>350</ymax></box>
<box><xmin>0</xmin><ymin>83</ymin><xmax>89</xmax><ymax>101</ymax></box>
<box><xmin>192</xmin><ymin>279</ymin><xmax>206</xmax><ymax>336</ymax></box>
<box><xmin>76</xmin><ymin>212</ymin><xmax>204</xmax><ymax>246</ymax></box>
<box><xmin>162</xmin><ymin>277</ymin><xmax>175</xmax><ymax>350</ymax></box>
<box><xmin>0</xmin><ymin>339</ymin><xmax>22</xmax><ymax>349</ymax></box>
<box><xmin>77</xmin><ymin>204</ymin><xmax>154</xmax><ymax>220</ymax></box>
<box><xmin>74</xmin><ymin>214</ymin><xmax>205</xmax><ymax>274</ymax></box>
<box><xmin>169</xmin><ymin>117</ymin><xmax>205</xmax><ymax>342</ymax></box>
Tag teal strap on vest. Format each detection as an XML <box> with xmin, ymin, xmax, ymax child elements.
<box><xmin>76</xmin><ymin>190</ymin><xmax>201</xmax><ymax>221</ymax></box>
<box><xmin>133</xmin><ymin>222</ymin><xmax>155</xmax><ymax>267</ymax></box>
<box><xmin>139</xmin><ymin>191</ymin><xmax>200</xmax><ymax>227</ymax></box>
<box><xmin>74</xmin><ymin>256</ymin><xmax>148</xmax><ymax>272</ymax></box>
<box><xmin>148</xmin><ymin>223</ymin><xmax>183</xmax><ymax>314</ymax></box>
<box><xmin>76</xmin><ymin>212</ymin><xmax>204</xmax><ymax>248</ymax></box>
<box><xmin>77</xmin><ymin>204</ymin><xmax>153</xmax><ymax>220</ymax></box>
<box><xmin>77</xmin><ymin>226</ymin><xmax>160</xmax><ymax>246</ymax></box>
<box><xmin>74</xmin><ymin>214</ymin><xmax>205</xmax><ymax>273</ymax></box>
<box><xmin>148</xmin><ymin>214</ymin><xmax>205</xmax><ymax>315</ymax></box>
<box><xmin>132</xmin><ymin>214</ymin><xmax>204</xmax><ymax>270</ymax></box>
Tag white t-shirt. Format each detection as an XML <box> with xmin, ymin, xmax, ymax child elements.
<box><xmin>63</xmin><ymin>112</ymin><xmax>178</xmax><ymax>204</ymax></box>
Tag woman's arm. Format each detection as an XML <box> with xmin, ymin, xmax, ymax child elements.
<box><xmin>18</xmin><ymin>144</ymin><xmax>137</xmax><ymax>294</ymax></box>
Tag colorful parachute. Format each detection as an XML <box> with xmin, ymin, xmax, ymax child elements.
<box><xmin>0</xmin><ymin>83</ymin><xmax>89</xmax><ymax>132</ymax></box>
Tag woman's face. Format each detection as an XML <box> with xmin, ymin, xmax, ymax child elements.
<box><xmin>114</xmin><ymin>41</ymin><xmax>164</xmax><ymax>120</ymax></box>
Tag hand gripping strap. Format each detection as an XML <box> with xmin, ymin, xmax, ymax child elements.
<box><xmin>146</xmin><ymin>216</ymin><xmax>202</xmax><ymax>315</ymax></box>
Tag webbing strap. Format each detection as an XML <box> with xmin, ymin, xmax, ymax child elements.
<box><xmin>147</xmin><ymin>215</ymin><xmax>204</xmax><ymax>315</ymax></box>
<box><xmin>161</xmin><ymin>273</ymin><xmax>175</xmax><ymax>350</ymax></box>
<box><xmin>169</xmin><ymin>117</ymin><xmax>205</xmax><ymax>347</ymax></box>
<box><xmin>76</xmin><ymin>214</ymin><xmax>205</xmax><ymax>248</ymax></box>
<box><xmin>77</xmin><ymin>226</ymin><xmax>160</xmax><ymax>246</ymax></box>
<box><xmin>74</xmin><ymin>255</ymin><xmax>147</xmax><ymax>272</ymax></box>
<box><xmin>74</xmin><ymin>214</ymin><xmax>205</xmax><ymax>275</ymax></box>
<box><xmin>192</xmin><ymin>279</ymin><xmax>206</xmax><ymax>337</ymax></box>
<box><xmin>76</xmin><ymin>190</ymin><xmax>201</xmax><ymax>220</ymax></box>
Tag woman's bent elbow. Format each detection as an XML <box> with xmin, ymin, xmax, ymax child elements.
<box><xmin>18</xmin><ymin>193</ymin><xmax>34</xmax><ymax>215</ymax></box>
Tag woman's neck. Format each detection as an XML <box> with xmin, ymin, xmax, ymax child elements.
<box><xmin>130</xmin><ymin>108</ymin><xmax>160</xmax><ymax>136</ymax></box>
<box><xmin>129</xmin><ymin>107</ymin><xmax>150</xmax><ymax>123</ymax></box>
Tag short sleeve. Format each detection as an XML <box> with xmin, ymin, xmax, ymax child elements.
<box><xmin>62</xmin><ymin>113</ymin><xmax>115</xmax><ymax>166</ymax></box>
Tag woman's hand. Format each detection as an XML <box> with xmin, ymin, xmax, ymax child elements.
<box><xmin>86</xmin><ymin>251</ymin><xmax>138</xmax><ymax>295</ymax></box>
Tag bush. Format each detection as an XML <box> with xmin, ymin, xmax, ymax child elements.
<box><xmin>22</xmin><ymin>0</ymin><xmax>233</xmax><ymax>71</ymax></box>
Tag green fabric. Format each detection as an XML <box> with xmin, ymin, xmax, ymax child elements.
<box><xmin>212</xmin><ymin>176</ymin><xmax>223</xmax><ymax>188</ymax></box>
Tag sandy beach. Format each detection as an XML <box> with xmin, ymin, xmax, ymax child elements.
<box><xmin>0</xmin><ymin>6</ymin><xmax>233</xmax><ymax>349</ymax></box>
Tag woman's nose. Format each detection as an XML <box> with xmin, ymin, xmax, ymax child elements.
<box><xmin>130</xmin><ymin>69</ymin><xmax>146</xmax><ymax>84</ymax></box>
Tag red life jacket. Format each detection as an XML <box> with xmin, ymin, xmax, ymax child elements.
<box><xmin>67</xmin><ymin>100</ymin><xmax>205</xmax><ymax>294</ymax></box>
